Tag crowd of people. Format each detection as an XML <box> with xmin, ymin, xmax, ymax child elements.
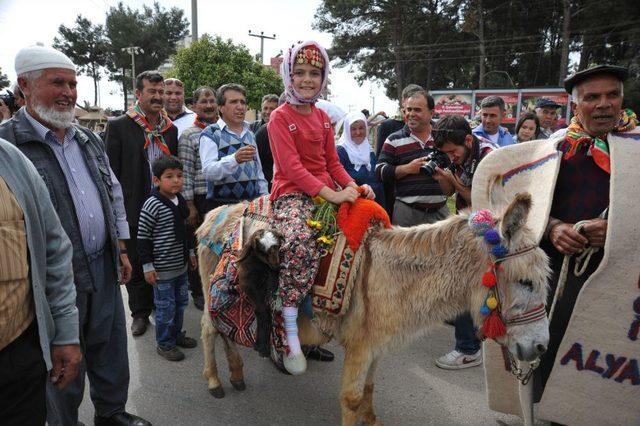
<box><xmin>0</xmin><ymin>36</ymin><xmax>632</xmax><ymax>426</ymax></box>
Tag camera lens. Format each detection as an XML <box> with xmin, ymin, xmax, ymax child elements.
<box><xmin>421</xmin><ymin>160</ymin><xmax>438</xmax><ymax>176</ymax></box>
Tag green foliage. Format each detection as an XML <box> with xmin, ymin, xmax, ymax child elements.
<box><xmin>53</xmin><ymin>15</ymin><xmax>108</xmax><ymax>105</ymax></box>
<box><xmin>105</xmin><ymin>1</ymin><xmax>189</xmax><ymax>103</ymax></box>
<box><xmin>169</xmin><ymin>35</ymin><xmax>283</xmax><ymax>110</ymax></box>
<box><xmin>0</xmin><ymin>68</ymin><xmax>10</xmax><ymax>90</ymax></box>
<box><xmin>314</xmin><ymin>0</ymin><xmax>640</xmax><ymax>99</ymax></box>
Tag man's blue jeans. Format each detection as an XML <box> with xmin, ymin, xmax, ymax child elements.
<box><xmin>454</xmin><ymin>312</ymin><xmax>481</xmax><ymax>354</ymax></box>
<box><xmin>153</xmin><ymin>272</ymin><xmax>189</xmax><ymax>350</ymax></box>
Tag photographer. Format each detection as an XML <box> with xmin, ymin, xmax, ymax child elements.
<box><xmin>0</xmin><ymin>85</ymin><xmax>25</xmax><ymax>123</ymax></box>
<box><xmin>431</xmin><ymin>114</ymin><xmax>499</xmax><ymax>370</ymax></box>
<box><xmin>375</xmin><ymin>89</ymin><xmax>449</xmax><ymax>226</ymax></box>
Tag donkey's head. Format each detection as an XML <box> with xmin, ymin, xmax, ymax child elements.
<box><xmin>484</xmin><ymin>193</ymin><xmax>550</xmax><ymax>362</ymax></box>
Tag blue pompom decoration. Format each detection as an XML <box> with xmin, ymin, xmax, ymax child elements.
<box><xmin>492</xmin><ymin>244</ymin><xmax>508</xmax><ymax>258</ymax></box>
<box><xmin>484</xmin><ymin>229</ymin><xmax>501</xmax><ymax>245</ymax></box>
<box><xmin>480</xmin><ymin>305</ymin><xmax>491</xmax><ymax>316</ymax></box>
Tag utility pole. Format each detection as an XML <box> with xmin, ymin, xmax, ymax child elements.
<box><xmin>248</xmin><ymin>30</ymin><xmax>276</xmax><ymax>64</ymax></box>
<box><xmin>122</xmin><ymin>46</ymin><xmax>144</xmax><ymax>95</ymax></box>
<box><xmin>191</xmin><ymin>0</ymin><xmax>198</xmax><ymax>42</ymax></box>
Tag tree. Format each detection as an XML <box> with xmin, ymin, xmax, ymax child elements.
<box><xmin>314</xmin><ymin>0</ymin><xmax>471</xmax><ymax>102</ymax></box>
<box><xmin>0</xmin><ymin>68</ymin><xmax>9</xmax><ymax>90</ymax></box>
<box><xmin>53</xmin><ymin>16</ymin><xmax>108</xmax><ymax>105</ymax></box>
<box><xmin>169</xmin><ymin>35</ymin><xmax>283</xmax><ymax>110</ymax></box>
<box><xmin>105</xmin><ymin>1</ymin><xmax>189</xmax><ymax>109</ymax></box>
<box><xmin>314</xmin><ymin>0</ymin><xmax>639</xmax><ymax>96</ymax></box>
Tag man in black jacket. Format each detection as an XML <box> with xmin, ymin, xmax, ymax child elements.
<box><xmin>105</xmin><ymin>70</ymin><xmax>179</xmax><ymax>337</ymax></box>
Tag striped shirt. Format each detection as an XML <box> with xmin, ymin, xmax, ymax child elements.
<box><xmin>375</xmin><ymin>127</ymin><xmax>447</xmax><ymax>205</ymax></box>
<box><xmin>24</xmin><ymin>109</ymin><xmax>130</xmax><ymax>254</ymax></box>
<box><xmin>0</xmin><ymin>176</ymin><xmax>33</xmax><ymax>351</ymax></box>
<box><xmin>137</xmin><ymin>192</ymin><xmax>192</xmax><ymax>280</ymax></box>
<box><xmin>178</xmin><ymin>125</ymin><xmax>207</xmax><ymax>200</ymax></box>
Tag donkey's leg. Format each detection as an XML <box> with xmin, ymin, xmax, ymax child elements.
<box><xmin>340</xmin><ymin>343</ymin><xmax>374</xmax><ymax>426</ymax></box>
<box><xmin>201</xmin><ymin>315</ymin><xmax>225</xmax><ymax>398</ymax></box>
<box><xmin>220</xmin><ymin>333</ymin><xmax>246</xmax><ymax>391</ymax></box>
<box><xmin>360</xmin><ymin>359</ymin><xmax>381</xmax><ymax>425</ymax></box>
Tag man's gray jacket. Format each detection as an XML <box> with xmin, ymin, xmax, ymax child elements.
<box><xmin>0</xmin><ymin>138</ymin><xmax>78</xmax><ymax>370</ymax></box>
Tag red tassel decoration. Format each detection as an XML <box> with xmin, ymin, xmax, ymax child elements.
<box><xmin>482</xmin><ymin>310</ymin><xmax>507</xmax><ymax>339</ymax></box>
<box><xmin>482</xmin><ymin>270</ymin><xmax>497</xmax><ymax>287</ymax></box>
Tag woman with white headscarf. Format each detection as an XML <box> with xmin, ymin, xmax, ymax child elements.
<box><xmin>336</xmin><ymin>112</ymin><xmax>385</xmax><ymax>209</ymax></box>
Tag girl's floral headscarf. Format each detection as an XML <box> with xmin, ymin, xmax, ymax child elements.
<box><xmin>281</xmin><ymin>40</ymin><xmax>330</xmax><ymax>105</ymax></box>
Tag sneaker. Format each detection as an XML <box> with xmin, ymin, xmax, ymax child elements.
<box><xmin>157</xmin><ymin>346</ymin><xmax>185</xmax><ymax>361</ymax></box>
<box><xmin>435</xmin><ymin>349</ymin><xmax>482</xmax><ymax>370</ymax></box>
<box><xmin>177</xmin><ymin>335</ymin><xmax>198</xmax><ymax>348</ymax></box>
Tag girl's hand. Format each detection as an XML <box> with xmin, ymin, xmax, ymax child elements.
<box><xmin>328</xmin><ymin>187</ymin><xmax>359</xmax><ymax>204</ymax></box>
<box><xmin>360</xmin><ymin>184</ymin><xmax>375</xmax><ymax>199</ymax></box>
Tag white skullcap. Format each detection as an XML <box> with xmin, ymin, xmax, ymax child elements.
<box><xmin>15</xmin><ymin>45</ymin><xmax>76</xmax><ymax>75</ymax></box>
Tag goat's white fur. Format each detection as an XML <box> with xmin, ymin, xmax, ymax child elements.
<box><xmin>259</xmin><ymin>231</ymin><xmax>279</xmax><ymax>252</ymax></box>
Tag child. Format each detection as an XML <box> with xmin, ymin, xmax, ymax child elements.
<box><xmin>138</xmin><ymin>155</ymin><xmax>198</xmax><ymax>361</ymax></box>
<box><xmin>267</xmin><ymin>40</ymin><xmax>374</xmax><ymax>374</ymax></box>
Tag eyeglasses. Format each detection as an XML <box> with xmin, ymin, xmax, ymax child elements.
<box><xmin>164</xmin><ymin>78</ymin><xmax>184</xmax><ymax>87</ymax></box>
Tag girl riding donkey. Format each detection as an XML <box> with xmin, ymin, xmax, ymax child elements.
<box><xmin>267</xmin><ymin>40</ymin><xmax>375</xmax><ymax>374</ymax></box>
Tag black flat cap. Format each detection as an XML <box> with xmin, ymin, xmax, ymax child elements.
<box><xmin>564</xmin><ymin>64</ymin><xmax>628</xmax><ymax>93</ymax></box>
<box><xmin>535</xmin><ymin>98</ymin><xmax>561</xmax><ymax>109</ymax></box>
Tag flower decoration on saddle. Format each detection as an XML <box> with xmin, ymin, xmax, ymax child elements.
<box><xmin>468</xmin><ymin>209</ymin><xmax>509</xmax><ymax>340</ymax></box>
<box><xmin>307</xmin><ymin>196</ymin><xmax>339</xmax><ymax>254</ymax></box>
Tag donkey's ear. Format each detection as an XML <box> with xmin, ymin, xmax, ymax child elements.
<box><xmin>500</xmin><ymin>193</ymin><xmax>532</xmax><ymax>241</ymax></box>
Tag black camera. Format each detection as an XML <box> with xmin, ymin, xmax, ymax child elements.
<box><xmin>0</xmin><ymin>90</ymin><xmax>18</xmax><ymax>115</ymax></box>
<box><xmin>420</xmin><ymin>150</ymin><xmax>450</xmax><ymax>176</ymax></box>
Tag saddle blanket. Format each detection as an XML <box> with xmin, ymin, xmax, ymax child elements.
<box><xmin>204</xmin><ymin>195</ymin><xmax>389</xmax><ymax>348</ymax></box>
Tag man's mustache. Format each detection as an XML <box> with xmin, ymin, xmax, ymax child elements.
<box><xmin>150</xmin><ymin>99</ymin><xmax>162</xmax><ymax>105</ymax></box>
<box><xmin>203</xmin><ymin>108</ymin><xmax>217</xmax><ymax>113</ymax></box>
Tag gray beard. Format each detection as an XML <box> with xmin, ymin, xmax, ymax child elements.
<box><xmin>33</xmin><ymin>102</ymin><xmax>75</xmax><ymax>129</ymax></box>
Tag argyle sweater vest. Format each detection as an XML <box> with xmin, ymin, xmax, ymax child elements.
<box><xmin>205</xmin><ymin>125</ymin><xmax>261</xmax><ymax>202</ymax></box>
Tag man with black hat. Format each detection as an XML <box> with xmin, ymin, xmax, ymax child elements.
<box><xmin>535</xmin><ymin>64</ymin><xmax>636</xmax><ymax>400</ymax></box>
<box><xmin>535</xmin><ymin>97</ymin><xmax>562</xmax><ymax>139</ymax></box>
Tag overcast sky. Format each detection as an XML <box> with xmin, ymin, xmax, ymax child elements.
<box><xmin>0</xmin><ymin>0</ymin><xmax>398</xmax><ymax>115</ymax></box>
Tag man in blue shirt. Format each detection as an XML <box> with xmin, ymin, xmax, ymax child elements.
<box><xmin>472</xmin><ymin>96</ymin><xmax>514</xmax><ymax>147</ymax></box>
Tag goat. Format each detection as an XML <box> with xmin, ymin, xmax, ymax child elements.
<box><xmin>235</xmin><ymin>228</ymin><xmax>283</xmax><ymax>357</ymax></box>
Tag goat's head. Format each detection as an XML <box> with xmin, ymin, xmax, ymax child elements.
<box><xmin>236</xmin><ymin>229</ymin><xmax>284</xmax><ymax>270</ymax></box>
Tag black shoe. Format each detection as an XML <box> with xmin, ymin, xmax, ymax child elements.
<box><xmin>304</xmin><ymin>345</ymin><xmax>335</xmax><ymax>362</ymax></box>
<box><xmin>177</xmin><ymin>335</ymin><xmax>198</xmax><ymax>348</ymax></box>
<box><xmin>94</xmin><ymin>411</ymin><xmax>152</xmax><ymax>426</ymax></box>
<box><xmin>131</xmin><ymin>317</ymin><xmax>148</xmax><ymax>336</ymax></box>
<box><xmin>193</xmin><ymin>294</ymin><xmax>205</xmax><ymax>311</ymax></box>
<box><xmin>156</xmin><ymin>346</ymin><xmax>185</xmax><ymax>361</ymax></box>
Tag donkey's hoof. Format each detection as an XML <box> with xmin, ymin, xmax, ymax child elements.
<box><xmin>230</xmin><ymin>379</ymin><xmax>246</xmax><ymax>391</ymax></box>
<box><xmin>208</xmin><ymin>386</ymin><xmax>225</xmax><ymax>398</ymax></box>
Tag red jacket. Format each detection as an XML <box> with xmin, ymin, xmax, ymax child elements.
<box><xmin>268</xmin><ymin>103</ymin><xmax>353</xmax><ymax>201</ymax></box>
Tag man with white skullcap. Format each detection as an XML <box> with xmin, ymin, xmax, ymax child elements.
<box><xmin>0</xmin><ymin>45</ymin><xmax>151</xmax><ymax>426</ymax></box>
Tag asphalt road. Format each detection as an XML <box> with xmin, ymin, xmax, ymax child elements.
<box><xmin>79</xmin><ymin>290</ymin><xmax>535</xmax><ymax>426</ymax></box>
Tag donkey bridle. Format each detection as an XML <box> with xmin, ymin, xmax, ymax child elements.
<box><xmin>492</xmin><ymin>244</ymin><xmax>547</xmax><ymax>385</ymax></box>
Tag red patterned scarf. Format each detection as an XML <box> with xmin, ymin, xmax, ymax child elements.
<box><xmin>193</xmin><ymin>115</ymin><xmax>208</xmax><ymax>129</ymax></box>
<box><xmin>564</xmin><ymin>108</ymin><xmax>637</xmax><ymax>174</ymax></box>
<box><xmin>126</xmin><ymin>103</ymin><xmax>173</xmax><ymax>155</ymax></box>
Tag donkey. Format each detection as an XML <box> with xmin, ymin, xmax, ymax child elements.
<box><xmin>196</xmin><ymin>193</ymin><xmax>550</xmax><ymax>425</ymax></box>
